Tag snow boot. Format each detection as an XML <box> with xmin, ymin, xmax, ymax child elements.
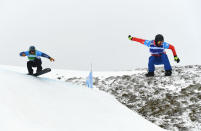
<box><xmin>36</xmin><ymin>68</ymin><xmax>42</xmax><ymax>74</ymax></box>
<box><xmin>165</xmin><ymin>70</ymin><xmax>172</xmax><ymax>76</ymax></box>
<box><xmin>27</xmin><ymin>72</ymin><xmax>33</xmax><ymax>75</ymax></box>
<box><xmin>145</xmin><ymin>72</ymin><xmax>154</xmax><ymax>77</ymax></box>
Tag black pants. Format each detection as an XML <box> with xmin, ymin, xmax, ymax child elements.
<box><xmin>27</xmin><ymin>58</ymin><xmax>42</xmax><ymax>74</ymax></box>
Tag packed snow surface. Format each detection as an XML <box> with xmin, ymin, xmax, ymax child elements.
<box><xmin>0</xmin><ymin>65</ymin><xmax>163</xmax><ymax>131</ymax></box>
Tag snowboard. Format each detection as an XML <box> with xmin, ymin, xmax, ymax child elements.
<box><xmin>33</xmin><ymin>68</ymin><xmax>51</xmax><ymax>77</ymax></box>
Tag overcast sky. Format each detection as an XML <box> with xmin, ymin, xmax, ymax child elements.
<box><xmin>0</xmin><ymin>0</ymin><xmax>201</xmax><ymax>71</ymax></box>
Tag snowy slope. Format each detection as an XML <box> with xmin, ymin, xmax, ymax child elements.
<box><xmin>51</xmin><ymin>65</ymin><xmax>201</xmax><ymax>131</ymax></box>
<box><xmin>0</xmin><ymin>65</ymin><xmax>164</xmax><ymax>131</ymax></box>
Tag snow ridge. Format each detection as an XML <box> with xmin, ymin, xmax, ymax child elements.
<box><xmin>59</xmin><ymin>65</ymin><xmax>201</xmax><ymax>131</ymax></box>
<box><xmin>0</xmin><ymin>66</ymin><xmax>164</xmax><ymax>131</ymax></box>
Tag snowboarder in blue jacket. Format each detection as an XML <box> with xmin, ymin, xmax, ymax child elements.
<box><xmin>20</xmin><ymin>46</ymin><xmax>55</xmax><ymax>75</ymax></box>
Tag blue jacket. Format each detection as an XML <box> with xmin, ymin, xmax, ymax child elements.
<box><xmin>146</xmin><ymin>40</ymin><xmax>169</xmax><ymax>55</ymax></box>
<box><xmin>131</xmin><ymin>37</ymin><xmax>177</xmax><ymax>56</ymax></box>
<box><xmin>19</xmin><ymin>50</ymin><xmax>51</xmax><ymax>61</ymax></box>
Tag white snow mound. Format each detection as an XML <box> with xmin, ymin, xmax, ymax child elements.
<box><xmin>0</xmin><ymin>66</ymin><xmax>164</xmax><ymax>131</ymax></box>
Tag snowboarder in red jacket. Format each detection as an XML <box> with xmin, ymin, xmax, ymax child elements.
<box><xmin>128</xmin><ymin>34</ymin><xmax>180</xmax><ymax>77</ymax></box>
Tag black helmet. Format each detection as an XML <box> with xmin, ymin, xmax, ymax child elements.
<box><xmin>29</xmin><ymin>46</ymin><xmax>36</xmax><ymax>51</ymax></box>
<box><xmin>155</xmin><ymin>34</ymin><xmax>164</xmax><ymax>43</ymax></box>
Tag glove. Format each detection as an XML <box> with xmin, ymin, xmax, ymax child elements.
<box><xmin>22</xmin><ymin>53</ymin><xmax>26</xmax><ymax>56</ymax></box>
<box><xmin>50</xmin><ymin>57</ymin><xmax>55</xmax><ymax>62</ymax></box>
<box><xmin>20</xmin><ymin>52</ymin><xmax>26</xmax><ymax>56</ymax></box>
<box><xmin>174</xmin><ymin>56</ymin><xmax>180</xmax><ymax>63</ymax></box>
<box><xmin>128</xmin><ymin>35</ymin><xmax>133</xmax><ymax>40</ymax></box>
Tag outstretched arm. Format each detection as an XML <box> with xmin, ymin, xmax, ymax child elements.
<box><xmin>131</xmin><ymin>37</ymin><xmax>145</xmax><ymax>44</ymax></box>
<box><xmin>37</xmin><ymin>51</ymin><xmax>55</xmax><ymax>62</ymax></box>
<box><xmin>169</xmin><ymin>44</ymin><xmax>180</xmax><ymax>63</ymax></box>
<box><xmin>41</xmin><ymin>52</ymin><xmax>51</xmax><ymax>59</ymax></box>
<box><xmin>163</xmin><ymin>42</ymin><xmax>180</xmax><ymax>63</ymax></box>
<box><xmin>168</xmin><ymin>44</ymin><xmax>177</xmax><ymax>56</ymax></box>
<box><xmin>128</xmin><ymin>35</ymin><xmax>151</xmax><ymax>47</ymax></box>
<box><xmin>19</xmin><ymin>51</ymin><xmax>29</xmax><ymax>56</ymax></box>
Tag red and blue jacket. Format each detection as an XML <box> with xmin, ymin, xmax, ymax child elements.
<box><xmin>131</xmin><ymin>37</ymin><xmax>177</xmax><ymax>57</ymax></box>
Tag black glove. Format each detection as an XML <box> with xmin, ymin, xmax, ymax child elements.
<box><xmin>174</xmin><ymin>56</ymin><xmax>180</xmax><ymax>63</ymax></box>
<box><xmin>128</xmin><ymin>35</ymin><xmax>133</xmax><ymax>40</ymax></box>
